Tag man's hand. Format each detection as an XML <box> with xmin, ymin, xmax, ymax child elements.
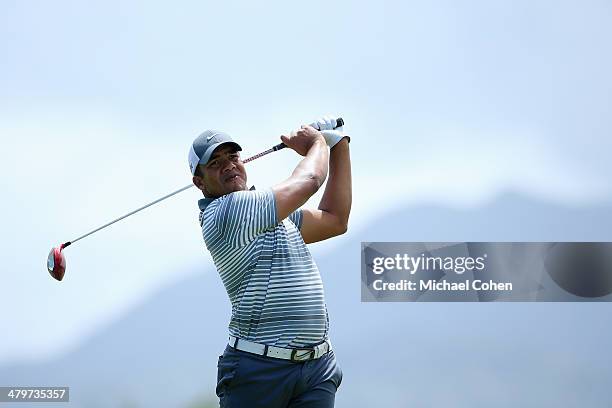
<box><xmin>312</xmin><ymin>115</ymin><xmax>351</xmax><ymax>148</ymax></box>
<box><xmin>280</xmin><ymin>125</ymin><xmax>326</xmax><ymax>156</ymax></box>
<box><xmin>312</xmin><ymin>116</ymin><xmax>337</xmax><ymax>131</ymax></box>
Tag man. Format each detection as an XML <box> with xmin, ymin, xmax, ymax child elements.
<box><xmin>188</xmin><ymin>116</ymin><xmax>351</xmax><ymax>408</ymax></box>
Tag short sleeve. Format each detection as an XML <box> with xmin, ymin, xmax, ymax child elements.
<box><xmin>211</xmin><ymin>188</ymin><xmax>278</xmax><ymax>247</ymax></box>
<box><xmin>288</xmin><ymin>209</ymin><xmax>303</xmax><ymax>230</ymax></box>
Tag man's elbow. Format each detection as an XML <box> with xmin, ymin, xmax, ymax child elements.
<box><xmin>333</xmin><ymin>220</ymin><xmax>348</xmax><ymax>236</ymax></box>
<box><xmin>304</xmin><ymin>172</ymin><xmax>326</xmax><ymax>194</ymax></box>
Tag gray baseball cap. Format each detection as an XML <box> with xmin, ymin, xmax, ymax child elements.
<box><xmin>188</xmin><ymin>130</ymin><xmax>242</xmax><ymax>175</ymax></box>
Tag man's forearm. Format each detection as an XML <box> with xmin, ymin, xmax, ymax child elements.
<box><xmin>290</xmin><ymin>138</ymin><xmax>329</xmax><ymax>188</ymax></box>
<box><xmin>273</xmin><ymin>135</ymin><xmax>329</xmax><ymax>223</ymax></box>
<box><xmin>318</xmin><ymin>138</ymin><xmax>351</xmax><ymax>229</ymax></box>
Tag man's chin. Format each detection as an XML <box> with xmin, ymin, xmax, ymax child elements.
<box><xmin>224</xmin><ymin>182</ymin><xmax>247</xmax><ymax>193</ymax></box>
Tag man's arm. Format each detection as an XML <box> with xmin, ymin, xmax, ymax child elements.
<box><xmin>300</xmin><ymin>138</ymin><xmax>352</xmax><ymax>244</ymax></box>
<box><xmin>272</xmin><ymin>126</ymin><xmax>329</xmax><ymax>222</ymax></box>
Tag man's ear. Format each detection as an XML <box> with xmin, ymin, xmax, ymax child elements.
<box><xmin>192</xmin><ymin>175</ymin><xmax>205</xmax><ymax>192</ymax></box>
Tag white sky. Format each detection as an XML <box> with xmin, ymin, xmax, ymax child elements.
<box><xmin>1</xmin><ymin>0</ymin><xmax>611</xmax><ymax>363</ymax></box>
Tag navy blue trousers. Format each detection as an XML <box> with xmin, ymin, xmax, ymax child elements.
<box><xmin>216</xmin><ymin>344</ymin><xmax>343</xmax><ymax>407</ymax></box>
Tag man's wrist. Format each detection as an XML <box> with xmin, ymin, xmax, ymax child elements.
<box><xmin>330</xmin><ymin>136</ymin><xmax>350</xmax><ymax>150</ymax></box>
<box><xmin>313</xmin><ymin>135</ymin><xmax>327</xmax><ymax>146</ymax></box>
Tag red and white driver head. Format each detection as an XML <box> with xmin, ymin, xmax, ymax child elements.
<box><xmin>47</xmin><ymin>245</ymin><xmax>67</xmax><ymax>281</ymax></box>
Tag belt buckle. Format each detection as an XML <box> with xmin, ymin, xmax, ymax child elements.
<box><xmin>291</xmin><ymin>347</ymin><xmax>315</xmax><ymax>362</ymax></box>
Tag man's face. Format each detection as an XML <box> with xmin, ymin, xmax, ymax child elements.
<box><xmin>195</xmin><ymin>144</ymin><xmax>247</xmax><ymax>197</ymax></box>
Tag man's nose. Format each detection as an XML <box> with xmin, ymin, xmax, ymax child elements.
<box><xmin>220</xmin><ymin>158</ymin><xmax>236</xmax><ymax>172</ymax></box>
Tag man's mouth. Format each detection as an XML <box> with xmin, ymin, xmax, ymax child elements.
<box><xmin>224</xmin><ymin>174</ymin><xmax>241</xmax><ymax>183</ymax></box>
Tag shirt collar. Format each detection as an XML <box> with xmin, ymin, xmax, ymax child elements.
<box><xmin>197</xmin><ymin>197</ymin><xmax>215</xmax><ymax>211</ymax></box>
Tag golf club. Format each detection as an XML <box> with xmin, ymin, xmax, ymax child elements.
<box><xmin>47</xmin><ymin>117</ymin><xmax>345</xmax><ymax>281</ymax></box>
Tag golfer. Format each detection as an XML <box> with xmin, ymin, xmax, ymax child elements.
<box><xmin>188</xmin><ymin>116</ymin><xmax>351</xmax><ymax>408</ymax></box>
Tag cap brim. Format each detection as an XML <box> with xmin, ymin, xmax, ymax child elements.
<box><xmin>199</xmin><ymin>141</ymin><xmax>242</xmax><ymax>166</ymax></box>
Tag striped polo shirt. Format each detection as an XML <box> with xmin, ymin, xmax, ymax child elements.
<box><xmin>198</xmin><ymin>188</ymin><xmax>329</xmax><ymax>348</ymax></box>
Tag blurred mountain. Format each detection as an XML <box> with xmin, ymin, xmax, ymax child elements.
<box><xmin>2</xmin><ymin>192</ymin><xmax>612</xmax><ymax>407</ymax></box>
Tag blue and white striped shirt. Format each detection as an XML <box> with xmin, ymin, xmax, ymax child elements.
<box><xmin>198</xmin><ymin>188</ymin><xmax>329</xmax><ymax>348</ymax></box>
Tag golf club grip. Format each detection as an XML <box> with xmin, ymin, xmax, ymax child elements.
<box><xmin>276</xmin><ymin>117</ymin><xmax>345</xmax><ymax>150</ymax></box>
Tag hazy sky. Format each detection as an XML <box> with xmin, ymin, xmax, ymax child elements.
<box><xmin>1</xmin><ymin>0</ymin><xmax>611</xmax><ymax>363</ymax></box>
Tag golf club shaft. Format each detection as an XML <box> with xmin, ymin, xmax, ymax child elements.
<box><xmin>63</xmin><ymin>117</ymin><xmax>345</xmax><ymax>248</ymax></box>
<box><xmin>64</xmin><ymin>184</ymin><xmax>194</xmax><ymax>247</ymax></box>
<box><xmin>64</xmin><ymin>147</ymin><xmax>281</xmax><ymax>246</ymax></box>
<box><xmin>242</xmin><ymin>143</ymin><xmax>285</xmax><ymax>163</ymax></box>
